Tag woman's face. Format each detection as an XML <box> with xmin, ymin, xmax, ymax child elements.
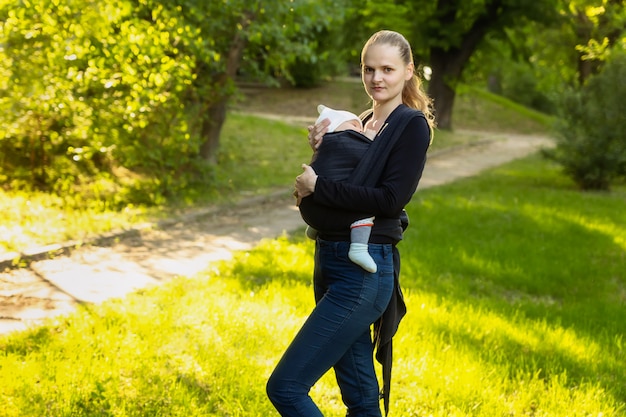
<box><xmin>361</xmin><ymin>43</ymin><xmax>413</xmax><ymax>107</ymax></box>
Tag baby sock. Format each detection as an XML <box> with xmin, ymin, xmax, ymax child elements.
<box><xmin>348</xmin><ymin>217</ymin><xmax>377</xmax><ymax>273</ymax></box>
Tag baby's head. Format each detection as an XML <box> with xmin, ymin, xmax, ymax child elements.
<box><xmin>316</xmin><ymin>105</ymin><xmax>363</xmax><ymax>133</ymax></box>
<box><xmin>335</xmin><ymin>118</ymin><xmax>363</xmax><ymax>132</ymax></box>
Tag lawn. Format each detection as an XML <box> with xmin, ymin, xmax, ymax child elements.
<box><xmin>2</xmin><ymin>82</ymin><xmax>624</xmax><ymax>416</ymax></box>
<box><xmin>0</xmin><ymin>156</ymin><xmax>624</xmax><ymax>415</ymax></box>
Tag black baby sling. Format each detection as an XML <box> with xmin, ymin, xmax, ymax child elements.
<box><xmin>350</xmin><ymin>104</ymin><xmax>425</xmax><ymax>416</ymax></box>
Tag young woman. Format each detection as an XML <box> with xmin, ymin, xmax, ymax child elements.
<box><xmin>267</xmin><ymin>30</ymin><xmax>435</xmax><ymax>417</ymax></box>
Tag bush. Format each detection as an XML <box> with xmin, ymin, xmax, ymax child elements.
<box><xmin>500</xmin><ymin>62</ymin><xmax>556</xmax><ymax>115</ymax></box>
<box><xmin>0</xmin><ymin>0</ymin><xmax>204</xmax><ymax>202</ymax></box>
<box><xmin>543</xmin><ymin>53</ymin><xmax>626</xmax><ymax>191</ymax></box>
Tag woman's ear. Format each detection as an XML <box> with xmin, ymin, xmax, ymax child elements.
<box><xmin>405</xmin><ymin>62</ymin><xmax>415</xmax><ymax>80</ymax></box>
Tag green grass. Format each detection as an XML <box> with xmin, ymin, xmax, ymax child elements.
<box><xmin>215</xmin><ymin>114</ymin><xmax>311</xmax><ymax>196</ymax></box>
<box><xmin>454</xmin><ymin>85</ymin><xmax>555</xmax><ymax>134</ymax></box>
<box><xmin>1</xmin><ymin>155</ymin><xmax>624</xmax><ymax>416</ymax></box>
<box><xmin>0</xmin><ymin>191</ymin><xmax>151</xmax><ymax>254</ymax></box>
<box><xmin>2</xmin><ymin>82</ymin><xmax>624</xmax><ymax>415</ymax></box>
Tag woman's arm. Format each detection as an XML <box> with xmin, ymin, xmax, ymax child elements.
<box><xmin>312</xmin><ymin>116</ymin><xmax>430</xmax><ymax>217</ymax></box>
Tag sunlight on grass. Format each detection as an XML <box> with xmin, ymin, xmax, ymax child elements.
<box><xmin>528</xmin><ymin>206</ymin><xmax>626</xmax><ymax>252</ymax></box>
<box><xmin>393</xmin><ymin>290</ymin><xmax>619</xmax><ymax>416</ymax></box>
<box><xmin>0</xmin><ymin>236</ymin><xmax>359</xmax><ymax>416</ymax></box>
<box><xmin>455</xmin><ymin>85</ymin><xmax>554</xmax><ymax>134</ymax></box>
<box><xmin>0</xmin><ymin>190</ymin><xmax>150</xmax><ymax>253</ymax></box>
<box><xmin>2</xmin><ymin>137</ymin><xmax>625</xmax><ymax>414</ymax></box>
<box><xmin>2</xmin><ymin>179</ymin><xmax>624</xmax><ymax>416</ymax></box>
<box><xmin>0</xmin><ymin>250</ymin><xmax>309</xmax><ymax>415</ymax></box>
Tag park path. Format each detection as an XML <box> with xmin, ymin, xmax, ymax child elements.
<box><xmin>0</xmin><ymin>130</ymin><xmax>553</xmax><ymax>335</ymax></box>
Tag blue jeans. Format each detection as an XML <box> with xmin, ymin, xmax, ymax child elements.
<box><xmin>267</xmin><ymin>239</ymin><xmax>394</xmax><ymax>416</ymax></box>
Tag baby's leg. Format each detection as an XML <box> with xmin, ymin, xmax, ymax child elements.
<box><xmin>348</xmin><ymin>217</ymin><xmax>377</xmax><ymax>273</ymax></box>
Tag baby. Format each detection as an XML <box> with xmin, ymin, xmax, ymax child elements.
<box><xmin>303</xmin><ymin>105</ymin><xmax>377</xmax><ymax>273</ymax></box>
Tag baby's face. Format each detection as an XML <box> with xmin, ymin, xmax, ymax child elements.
<box><xmin>336</xmin><ymin>119</ymin><xmax>363</xmax><ymax>133</ymax></box>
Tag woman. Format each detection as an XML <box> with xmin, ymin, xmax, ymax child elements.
<box><xmin>267</xmin><ymin>30</ymin><xmax>435</xmax><ymax>417</ymax></box>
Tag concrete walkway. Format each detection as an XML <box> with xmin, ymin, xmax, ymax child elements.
<box><xmin>0</xmin><ymin>131</ymin><xmax>553</xmax><ymax>335</ymax></box>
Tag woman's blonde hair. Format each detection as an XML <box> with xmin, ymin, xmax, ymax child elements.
<box><xmin>361</xmin><ymin>30</ymin><xmax>436</xmax><ymax>132</ymax></box>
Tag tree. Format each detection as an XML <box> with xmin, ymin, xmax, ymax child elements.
<box><xmin>171</xmin><ymin>0</ymin><xmax>346</xmax><ymax>164</ymax></box>
<box><xmin>0</xmin><ymin>0</ymin><xmax>210</xmax><ymax>201</ymax></box>
<box><xmin>565</xmin><ymin>0</ymin><xmax>626</xmax><ymax>84</ymax></box>
<box><xmin>459</xmin><ymin>0</ymin><xmax>626</xmax><ymax>117</ymax></box>
<box><xmin>0</xmin><ymin>0</ymin><xmax>346</xmax><ymax>204</ymax></box>
<box><xmin>354</xmin><ymin>0</ymin><xmax>561</xmax><ymax>130</ymax></box>
<box><xmin>424</xmin><ymin>0</ymin><xmax>564</xmax><ymax>130</ymax></box>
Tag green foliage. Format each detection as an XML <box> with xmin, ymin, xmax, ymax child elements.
<box><xmin>462</xmin><ymin>13</ymin><xmax>579</xmax><ymax>114</ymax></box>
<box><xmin>0</xmin><ymin>158</ymin><xmax>624</xmax><ymax>416</ymax></box>
<box><xmin>545</xmin><ymin>52</ymin><xmax>626</xmax><ymax>190</ymax></box>
<box><xmin>569</xmin><ymin>0</ymin><xmax>626</xmax><ymax>64</ymax></box>
<box><xmin>0</xmin><ymin>0</ymin><xmax>206</xmax><ymax>203</ymax></box>
<box><xmin>379</xmin><ymin>0</ymin><xmax>560</xmax><ymax>60</ymax></box>
<box><xmin>492</xmin><ymin>57</ymin><xmax>560</xmax><ymax>115</ymax></box>
<box><xmin>287</xmin><ymin>22</ymin><xmax>353</xmax><ymax>88</ymax></box>
<box><xmin>0</xmin><ymin>0</ymin><xmax>343</xmax><ymax>206</ymax></box>
<box><xmin>281</xmin><ymin>0</ymin><xmax>353</xmax><ymax>87</ymax></box>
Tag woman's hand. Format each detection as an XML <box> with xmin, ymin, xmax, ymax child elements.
<box><xmin>294</xmin><ymin>164</ymin><xmax>318</xmax><ymax>206</ymax></box>
<box><xmin>307</xmin><ymin>118</ymin><xmax>330</xmax><ymax>151</ymax></box>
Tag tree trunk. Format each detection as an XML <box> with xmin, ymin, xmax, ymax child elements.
<box><xmin>426</xmin><ymin>0</ymin><xmax>504</xmax><ymax>130</ymax></box>
<box><xmin>199</xmin><ymin>100</ymin><xmax>227</xmax><ymax>165</ymax></box>
<box><xmin>575</xmin><ymin>10</ymin><xmax>594</xmax><ymax>85</ymax></box>
<box><xmin>427</xmin><ymin>52</ymin><xmax>457</xmax><ymax>130</ymax></box>
<box><xmin>198</xmin><ymin>11</ymin><xmax>254</xmax><ymax>163</ymax></box>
